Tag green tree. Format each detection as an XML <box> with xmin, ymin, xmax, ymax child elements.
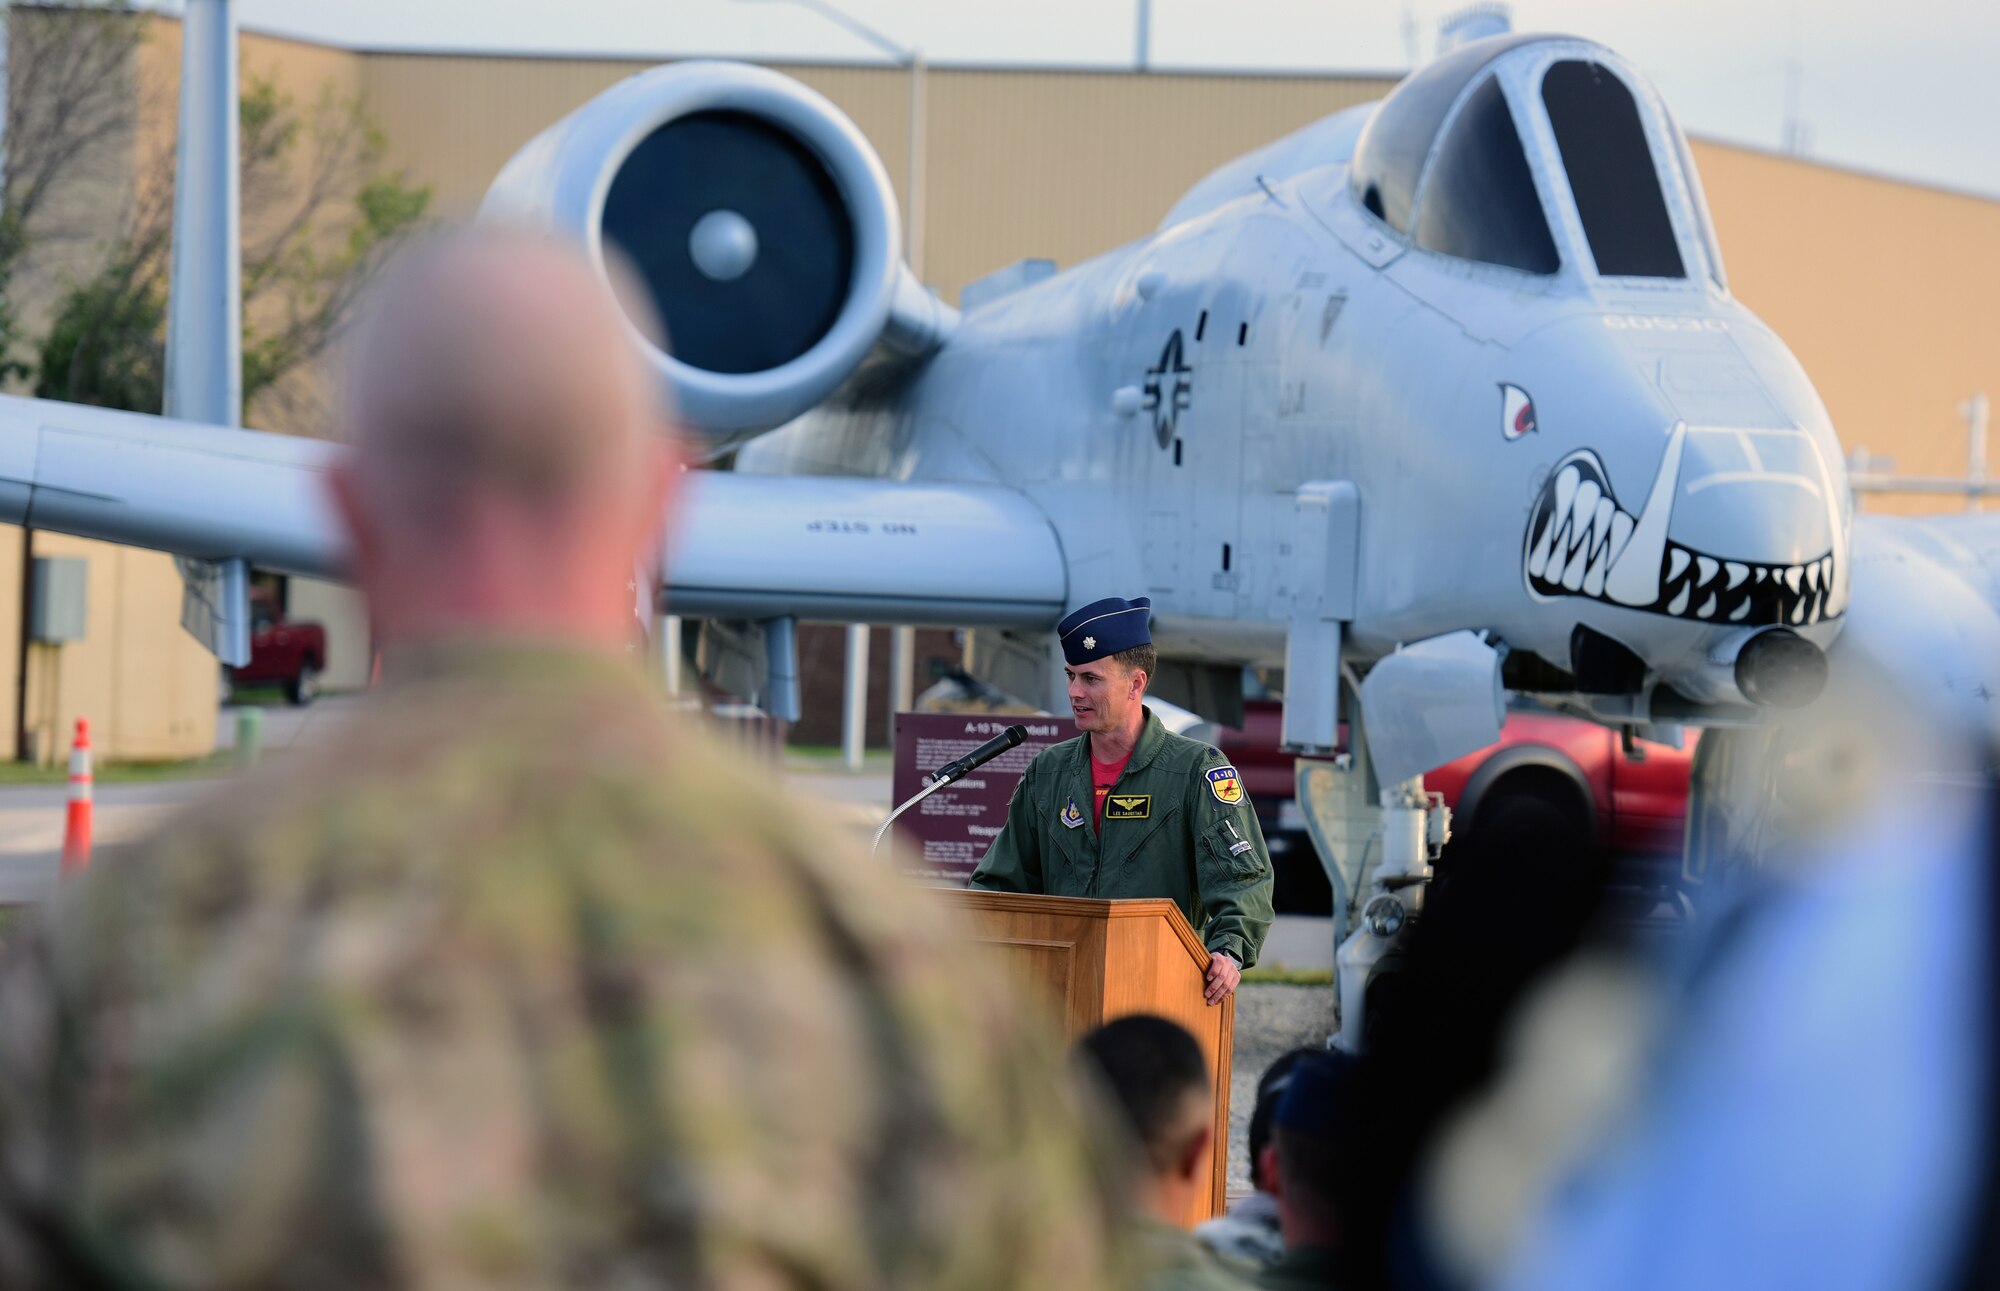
<box><xmin>0</xmin><ymin>0</ymin><xmax>151</xmax><ymax>386</ymax></box>
<box><xmin>33</xmin><ymin>69</ymin><xmax>431</xmax><ymax>421</ymax></box>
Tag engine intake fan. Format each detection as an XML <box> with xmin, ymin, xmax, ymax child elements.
<box><xmin>480</xmin><ymin>61</ymin><xmax>954</xmax><ymax>448</ymax></box>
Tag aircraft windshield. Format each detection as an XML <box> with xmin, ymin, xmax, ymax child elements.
<box><xmin>1542</xmin><ymin>59</ymin><xmax>1685</xmax><ymax>278</ymax></box>
<box><xmin>1350</xmin><ymin>32</ymin><xmax>1544</xmax><ymax>233</ymax></box>
<box><xmin>1413</xmin><ymin>76</ymin><xmax>1559</xmax><ymax>274</ymax></box>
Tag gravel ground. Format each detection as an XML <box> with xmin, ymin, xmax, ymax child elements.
<box><xmin>1226</xmin><ymin>981</ymin><xmax>1338</xmax><ymax>1192</ymax></box>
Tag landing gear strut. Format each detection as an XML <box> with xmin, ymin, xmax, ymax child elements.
<box><xmin>1333</xmin><ymin>776</ymin><xmax>1449</xmax><ymax>1052</ymax></box>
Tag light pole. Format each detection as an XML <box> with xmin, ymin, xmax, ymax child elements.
<box><xmin>743</xmin><ymin>0</ymin><xmax>925</xmax><ymax>768</ymax></box>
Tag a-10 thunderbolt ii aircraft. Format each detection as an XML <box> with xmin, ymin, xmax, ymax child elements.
<box><xmin>2</xmin><ymin>27</ymin><xmax>1998</xmax><ymax>1039</ymax></box>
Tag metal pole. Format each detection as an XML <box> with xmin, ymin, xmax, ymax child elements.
<box><xmin>888</xmin><ymin>624</ymin><xmax>914</xmax><ymax>723</ymax></box>
<box><xmin>164</xmin><ymin>0</ymin><xmax>241</xmax><ymax>428</ymax></box>
<box><xmin>1965</xmin><ymin>392</ymin><xmax>1990</xmax><ymax>514</ymax></box>
<box><xmin>842</xmin><ymin>622</ymin><xmax>870</xmax><ymax>771</ymax></box>
<box><xmin>661</xmin><ymin>614</ymin><xmax>683</xmax><ymax>696</ymax></box>
<box><xmin>1136</xmin><ymin>0</ymin><xmax>1150</xmax><ymax>72</ymax></box>
<box><xmin>905</xmin><ymin>49</ymin><xmax>926</xmax><ymax>279</ymax></box>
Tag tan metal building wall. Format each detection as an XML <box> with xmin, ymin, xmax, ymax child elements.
<box><xmin>1693</xmin><ymin>139</ymin><xmax>2000</xmax><ymax>512</ymax></box>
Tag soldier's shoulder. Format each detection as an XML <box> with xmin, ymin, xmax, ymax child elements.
<box><xmin>1156</xmin><ymin>727</ymin><xmax>1234</xmax><ymax>773</ymax></box>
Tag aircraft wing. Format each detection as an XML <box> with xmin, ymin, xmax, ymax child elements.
<box><xmin>0</xmin><ymin>393</ymin><xmax>1067</xmax><ymax>629</ymax></box>
<box><xmin>1839</xmin><ymin>510</ymin><xmax>2000</xmax><ymax>740</ymax></box>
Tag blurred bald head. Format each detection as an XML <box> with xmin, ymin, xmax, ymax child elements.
<box><xmin>333</xmin><ymin>228</ymin><xmax>680</xmax><ymax>651</ymax></box>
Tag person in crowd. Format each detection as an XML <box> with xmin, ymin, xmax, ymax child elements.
<box><xmin>1196</xmin><ymin>1046</ymin><xmax>1325</xmax><ymax>1268</ymax></box>
<box><xmin>1258</xmin><ymin>1052</ymin><xmax>1367</xmax><ymax>1291</ymax></box>
<box><xmin>1076</xmin><ymin>1014</ymin><xmax>1257</xmax><ymax>1291</ymax></box>
<box><xmin>0</xmin><ymin>229</ymin><xmax>1128</xmax><ymax>1291</ymax></box>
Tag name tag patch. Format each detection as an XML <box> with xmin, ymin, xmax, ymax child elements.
<box><xmin>1229</xmin><ymin>839</ymin><xmax>1255</xmax><ymax>856</ymax></box>
<box><xmin>1060</xmin><ymin>796</ymin><xmax>1086</xmax><ymax>830</ymax></box>
<box><xmin>1206</xmin><ymin>764</ymin><xmax>1245</xmax><ymax>806</ymax></box>
<box><xmin>1104</xmin><ymin>794</ymin><xmax>1151</xmax><ymax>820</ymax></box>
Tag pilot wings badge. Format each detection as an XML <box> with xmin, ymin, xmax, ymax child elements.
<box><xmin>1060</xmin><ymin>796</ymin><xmax>1086</xmax><ymax>830</ymax></box>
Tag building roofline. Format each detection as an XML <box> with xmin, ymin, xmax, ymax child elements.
<box><xmin>1686</xmin><ymin>133</ymin><xmax>2000</xmax><ymax>208</ymax></box>
<box><xmin>26</xmin><ymin>3</ymin><xmax>1997</xmax><ymax>206</ymax></box>
<box><xmin>329</xmin><ymin>41</ymin><xmax>1411</xmax><ymax>84</ymax></box>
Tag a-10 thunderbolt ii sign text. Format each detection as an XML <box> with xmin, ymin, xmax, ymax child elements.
<box><xmin>889</xmin><ymin>714</ymin><xmax>1068</xmax><ymax>883</ymax></box>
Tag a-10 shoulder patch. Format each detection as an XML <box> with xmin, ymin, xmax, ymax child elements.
<box><xmin>1206</xmin><ymin>764</ymin><xmax>1244</xmax><ymax>805</ymax></box>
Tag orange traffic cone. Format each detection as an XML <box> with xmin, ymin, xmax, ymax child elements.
<box><xmin>60</xmin><ymin>718</ymin><xmax>92</xmax><ymax>876</ymax></box>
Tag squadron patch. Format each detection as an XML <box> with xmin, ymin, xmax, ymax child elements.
<box><xmin>1060</xmin><ymin>796</ymin><xmax>1086</xmax><ymax>830</ymax></box>
<box><xmin>1206</xmin><ymin>764</ymin><xmax>1245</xmax><ymax>806</ymax></box>
<box><xmin>1104</xmin><ymin>794</ymin><xmax>1151</xmax><ymax>820</ymax></box>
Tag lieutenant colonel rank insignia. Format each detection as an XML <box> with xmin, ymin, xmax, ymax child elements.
<box><xmin>1207</xmin><ymin>765</ymin><xmax>1245</xmax><ymax>805</ymax></box>
<box><xmin>1060</xmin><ymin>795</ymin><xmax>1086</xmax><ymax>829</ymax></box>
<box><xmin>1105</xmin><ymin>794</ymin><xmax>1151</xmax><ymax>820</ymax></box>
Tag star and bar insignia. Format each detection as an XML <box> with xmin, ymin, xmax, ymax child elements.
<box><xmin>1104</xmin><ymin>794</ymin><xmax>1151</xmax><ymax>820</ymax></box>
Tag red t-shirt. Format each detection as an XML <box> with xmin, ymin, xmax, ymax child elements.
<box><xmin>1091</xmin><ymin>750</ymin><xmax>1133</xmax><ymax>833</ymax></box>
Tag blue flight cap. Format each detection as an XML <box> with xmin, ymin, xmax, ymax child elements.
<box><xmin>1273</xmin><ymin>1052</ymin><xmax>1360</xmax><ymax>1139</ymax></box>
<box><xmin>1058</xmin><ymin>596</ymin><xmax>1152</xmax><ymax>665</ymax></box>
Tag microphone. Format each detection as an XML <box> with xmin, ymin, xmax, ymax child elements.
<box><xmin>929</xmin><ymin>724</ymin><xmax>1029</xmax><ymax>787</ymax></box>
<box><xmin>872</xmin><ymin>723</ymin><xmax>1030</xmax><ymax>856</ymax></box>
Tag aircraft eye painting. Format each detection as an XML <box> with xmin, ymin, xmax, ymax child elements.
<box><xmin>1500</xmin><ymin>383</ymin><xmax>1536</xmax><ymax>440</ymax></box>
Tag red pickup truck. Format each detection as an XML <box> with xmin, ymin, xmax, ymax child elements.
<box><xmin>1209</xmin><ymin>700</ymin><xmax>1695</xmax><ymax>913</ymax></box>
<box><xmin>225</xmin><ymin>611</ymin><xmax>328</xmax><ymax>706</ymax></box>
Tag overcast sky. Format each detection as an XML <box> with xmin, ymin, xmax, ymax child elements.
<box><xmin>218</xmin><ymin>0</ymin><xmax>2000</xmax><ymax>200</ymax></box>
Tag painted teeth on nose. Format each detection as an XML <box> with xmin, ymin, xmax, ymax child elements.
<box><xmin>1583</xmin><ymin>530</ymin><xmax>1612</xmax><ymax>597</ymax></box>
<box><xmin>1667</xmin><ymin>547</ymin><xmax>1690</xmax><ymax>582</ymax></box>
<box><xmin>1725</xmin><ymin>562</ymin><xmax>1748</xmax><ymax>590</ymax></box>
<box><xmin>1570</xmin><ymin>479</ymin><xmax>1602</xmax><ymax>550</ymax></box>
<box><xmin>1607</xmin><ymin>511</ymin><xmax>1634</xmax><ymax>567</ymax></box>
<box><xmin>1561</xmin><ymin>524</ymin><xmax>1593</xmax><ymax>589</ymax></box>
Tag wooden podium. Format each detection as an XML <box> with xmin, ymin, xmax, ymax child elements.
<box><xmin>937</xmin><ymin>889</ymin><xmax>1234</xmax><ymax>1224</ymax></box>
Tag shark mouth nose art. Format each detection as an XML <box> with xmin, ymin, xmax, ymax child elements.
<box><xmin>1523</xmin><ymin>423</ymin><xmax>1840</xmax><ymax>627</ymax></box>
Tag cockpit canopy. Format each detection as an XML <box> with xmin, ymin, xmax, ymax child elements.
<box><xmin>1350</xmin><ymin>34</ymin><xmax>1726</xmax><ymax>285</ymax></box>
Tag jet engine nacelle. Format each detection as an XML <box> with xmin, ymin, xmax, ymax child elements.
<box><xmin>480</xmin><ymin>61</ymin><xmax>953</xmax><ymax>449</ymax></box>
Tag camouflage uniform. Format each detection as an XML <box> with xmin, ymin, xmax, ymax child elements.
<box><xmin>0</xmin><ymin>646</ymin><xmax>1128</xmax><ymax>1290</ymax></box>
<box><xmin>1135</xmin><ymin>1217</ymin><xmax>1261</xmax><ymax>1291</ymax></box>
<box><xmin>970</xmin><ymin>709</ymin><xmax>1275</xmax><ymax>967</ymax></box>
<box><xmin>1194</xmin><ymin>1190</ymin><xmax>1285</xmax><ymax>1267</ymax></box>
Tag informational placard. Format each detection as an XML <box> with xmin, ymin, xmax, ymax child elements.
<box><xmin>889</xmin><ymin>712</ymin><xmax>1070</xmax><ymax>883</ymax></box>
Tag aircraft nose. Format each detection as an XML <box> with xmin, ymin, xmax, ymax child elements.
<box><xmin>1648</xmin><ymin>425</ymin><xmax>1843</xmax><ymax>624</ymax></box>
<box><xmin>1670</xmin><ymin>426</ymin><xmax>1835</xmax><ymax>565</ymax></box>
<box><xmin>1526</xmin><ymin>420</ymin><xmax>1848</xmax><ymax>628</ymax></box>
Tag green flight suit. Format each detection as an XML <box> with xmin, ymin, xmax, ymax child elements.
<box><xmin>970</xmin><ymin>708</ymin><xmax>1275</xmax><ymax>967</ymax></box>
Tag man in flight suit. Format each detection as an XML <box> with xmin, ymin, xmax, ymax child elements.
<box><xmin>970</xmin><ymin>595</ymin><xmax>1274</xmax><ymax>1003</ymax></box>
